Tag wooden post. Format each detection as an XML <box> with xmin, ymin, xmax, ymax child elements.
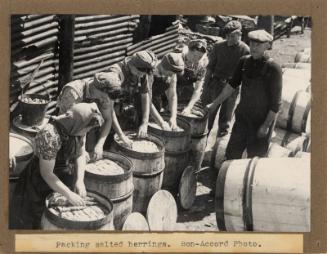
<box><xmin>58</xmin><ymin>15</ymin><xmax>75</xmax><ymax>93</ymax></box>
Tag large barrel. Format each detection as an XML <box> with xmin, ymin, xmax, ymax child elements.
<box><xmin>84</xmin><ymin>152</ymin><xmax>133</xmax><ymax>229</ymax></box>
<box><xmin>9</xmin><ymin>132</ymin><xmax>34</xmax><ymax>176</ymax></box>
<box><xmin>149</xmin><ymin>117</ymin><xmax>192</xmax><ymax>192</ymax></box>
<box><xmin>271</xmin><ymin>128</ymin><xmax>310</xmax><ymax>156</ymax></box>
<box><xmin>41</xmin><ymin>191</ymin><xmax>114</xmax><ymax>230</ymax></box>
<box><xmin>276</xmin><ymin>89</ymin><xmax>311</xmax><ymax>134</ymax></box>
<box><xmin>215</xmin><ymin>157</ymin><xmax>310</xmax><ymax>232</ymax></box>
<box><xmin>111</xmin><ymin>132</ymin><xmax>165</xmax><ymax>214</ymax></box>
<box><xmin>148</xmin><ymin>116</ymin><xmax>191</xmax><ymax>152</ymax></box>
<box><xmin>266</xmin><ymin>143</ymin><xmax>291</xmax><ymax>158</ymax></box>
<box><xmin>178</xmin><ymin>105</ymin><xmax>208</xmax><ymax>172</ymax></box>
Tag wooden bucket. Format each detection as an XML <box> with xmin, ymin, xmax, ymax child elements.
<box><xmin>148</xmin><ymin>116</ymin><xmax>191</xmax><ymax>152</ymax></box>
<box><xmin>294</xmin><ymin>48</ymin><xmax>311</xmax><ymax>63</ymax></box>
<box><xmin>281</xmin><ymin>63</ymin><xmax>311</xmax><ymax>70</ymax></box>
<box><xmin>190</xmin><ymin>132</ymin><xmax>208</xmax><ymax>172</ymax></box>
<box><xmin>162</xmin><ymin>148</ymin><xmax>191</xmax><ymax>191</ymax></box>
<box><xmin>277</xmin><ymin>89</ymin><xmax>311</xmax><ymax>134</ymax></box>
<box><xmin>111</xmin><ymin>132</ymin><xmax>165</xmax><ymax>214</ymax></box>
<box><xmin>41</xmin><ymin>191</ymin><xmax>114</xmax><ymax>230</ymax></box>
<box><xmin>84</xmin><ymin>152</ymin><xmax>133</xmax><ymax>229</ymax></box>
<box><xmin>177</xmin><ymin>105</ymin><xmax>208</xmax><ymax>137</ymax></box>
<box><xmin>215</xmin><ymin>157</ymin><xmax>310</xmax><ymax>232</ymax></box>
<box><xmin>9</xmin><ymin>133</ymin><xmax>34</xmax><ymax>177</ymax></box>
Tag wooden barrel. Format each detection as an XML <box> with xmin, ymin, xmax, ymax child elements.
<box><xmin>148</xmin><ymin>116</ymin><xmax>191</xmax><ymax>152</ymax></box>
<box><xmin>277</xmin><ymin>89</ymin><xmax>311</xmax><ymax>134</ymax></box>
<box><xmin>41</xmin><ymin>191</ymin><xmax>114</xmax><ymax>230</ymax></box>
<box><xmin>190</xmin><ymin>132</ymin><xmax>208</xmax><ymax>172</ymax></box>
<box><xmin>177</xmin><ymin>105</ymin><xmax>208</xmax><ymax>137</ymax></box>
<box><xmin>294</xmin><ymin>48</ymin><xmax>311</xmax><ymax>63</ymax></box>
<box><xmin>215</xmin><ymin>157</ymin><xmax>310</xmax><ymax>232</ymax></box>
<box><xmin>294</xmin><ymin>151</ymin><xmax>311</xmax><ymax>159</ymax></box>
<box><xmin>84</xmin><ymin>152</ymin><xmax>133</xmax><ymax>229</ymax></box>
<box><xmin>271</xmin><ymin>128</ymin><xmax>310</xmax><ymax>156</ymax></box>
<box><xmin>9</xmin><ymin>132</ymin><xmax>34</xmax><ymax>177</ymax></box>
<box><xmin>267</xmin><ymin>143</ymin><xmax>292</xmax><ymax>158</ymax></box>
<box><xmin>111</xmin><ymin>132</ymin><xmax>165</xmax><ymax>214</ymax></box>
<box><xmin>282</xmin><ymin>68</ymin><xmax>311</xmax><ymax>91</ymax></box>
<box><xmin>162</xmin><ymin>149</ymin><xmax>191</xmax><ymax>191</ymax></box>
<box><xmin>281</xmin><ymin>63</ymin><xmax>311</xmax><ymax>70</ymax></box>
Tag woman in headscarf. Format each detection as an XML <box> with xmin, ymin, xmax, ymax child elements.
<box><xmin>57</xmin><ymin>72</ymin><xmax>122</xmax><ymax>161</ymax></box>
<box><xmin>12</xmin><ymin>103</ymin><xmax>104</xmax><ymax>229</ymax></box>
<box><xmin>177</xmin><ymin>39</ymin><xmax>209</xmax><ymax>116</ymax></box>
<box><xmin>149</xmin><ymin>52</ymin><xmax>185</xmax><ymax>130</ymax></box>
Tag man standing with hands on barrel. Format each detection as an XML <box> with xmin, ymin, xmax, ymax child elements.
<box><xmin>205</xmin><ymin>30</ymin><xmax>282</xmax><ymax>159</ymax></box>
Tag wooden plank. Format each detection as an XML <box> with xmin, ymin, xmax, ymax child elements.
<box><xmin>74</xmin><ymin>27</ymin><xmax>130</xmax><ymax>42</ymax></box>
<box><xmin>178</xmin><ymin>166</ymin><xmax>196</xmax><ymax>210</ymax></box>
<box><xmin>122</xmin><ymin>212</ymin><xmax>149</xmax><ymax>231</ymax></box>
<box><xmin>74</xmin><ymin>43</ymin><xmax>131</xmax><ymax>60</ymax></box>
<box><xmin>11</xmin><ymin>22</ymin><xmax>58</xmax><ymax>40</ymax></box>
<box><xmin>74</xmin><ymin>21</ymin><xmax>131</xmax><ymax>36</ymax></box>
<box><xmin>73</xmin><ymin>50</ymin><xmax>127</xmax><ymax>68</ymax></box>
<box><xmin>75</xmin><ymin>15</ymin><xmax>139</xmax><ymax>29</ymax></box>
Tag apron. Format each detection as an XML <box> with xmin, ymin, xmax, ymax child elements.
<box><xmin>11</xmin><ymin>118</ymin><xmax>83</xmax><ymax>229</ymax></box>
<box><xmin>152</xmin><ymin>75</ymin><xmax>170</xmax><ymax>111</ymax></box>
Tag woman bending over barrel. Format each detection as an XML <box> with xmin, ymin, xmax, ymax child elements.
<box><xmin>12</xmin><ymin>103</ymin><xmax>104</xmax><ymax>229</ymax></box>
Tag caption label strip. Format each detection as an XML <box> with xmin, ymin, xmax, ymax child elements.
<box><xmin>16</xmin><ymin>233</ymin><xmax>303</xmax><ymax>253</ymax></box>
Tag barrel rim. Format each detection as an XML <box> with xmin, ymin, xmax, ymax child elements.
<box><xmin>113</xmin><ymin>132</ymin><xmax>165</xmax><ymax>159</ymax></box>
<box><xmin>165</xmin><ymin>147</ymin><xmax>191</xmax><ymax>156</ymax></box>
<box><xmin>84</xmin><ymin>151</ymin><xmax>134</xmax><ymax>181</ymax></box>
<box><xmin>177</xmin><ymin>104</ymin><xmax>207</xmax><ymax>121</ymax></box>
<box><xmin>148</xmin><ymin>115</ymin><xmax>191</xmax><ymax>138</ymax></box>
<box><xmin>9</xmin><ymin>132</ymin><xmax>34</xmax><ymax>162</ymax></box>
<box><xmin>110</xmin><ymin>188</ymin><xmax>134</xmax><ymax>203</ymax></box>
<box><xmin>44</xmin><ymin>190</ymin><xmax>114</xmax><ymax>230</ymax></box>
<box><xmin>133</xmin><ymin>166</ymin><xmax>164</xmax><ymax>177</ymax></box>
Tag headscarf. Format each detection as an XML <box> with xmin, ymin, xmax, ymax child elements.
<box><xmin>128</xmin><ymin>50</ymin><xmax>158</xmax><ymax>73</ymax></box>
<box><xmin>188</xmin><ymin>39</ymin><xmax>207</xmax><ymax>53</ymax></box>
<box><xmin>53</xmin><ymin>102</ymin><xmax>104</xmax><ymax>137</ymax></box>
<box><xmin>160</xmin><ymin>52</ymin><xmax>185</xmax><ymax>73</ymax></box>
<box><xmin>224</xmin><ymin>20</ymin><xmax>242</xmax><ymax>34</ymax></box>
<box><xmin>93</xmin><ymin>72</ymin><xmax>122</xmax><ymax>99</ymax></box>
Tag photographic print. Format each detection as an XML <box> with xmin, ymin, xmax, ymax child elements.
<box><xmin>8</xmin><ymin>14</ymin><xmax>312</xmax><ymax>233</ymax></box>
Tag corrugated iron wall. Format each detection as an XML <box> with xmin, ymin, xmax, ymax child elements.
<box><xmin>10</xmin><ymin>15</ymin><xmax>60</xmax><ymax>114</ymax></box>
<box><xmin>127</xmin><ymin>21</ymin><xmax>181</xmax><ymax>58</ymax></box>
<box><xmin>73</xmin><ymin>15</ymin><xmax>139</xmax><ymax>79</ymax></box>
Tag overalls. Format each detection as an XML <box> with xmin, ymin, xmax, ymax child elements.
<box><xmin>226</xmin><ymin>56</ymin><xmax>274</xmax><ymax>159</ymax></box>
<box><xmin>11</xmin><ymin>118</ymin><xmax>83</xmax><ymax>229</ymax></box>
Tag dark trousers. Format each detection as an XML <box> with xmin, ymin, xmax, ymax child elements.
<box><xmin>225</xmin><ymin>115</ymin><xmax>271</xmax><ymax>160</ymax></box>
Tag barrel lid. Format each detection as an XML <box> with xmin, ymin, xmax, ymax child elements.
<box><xmin>146</xmin><ymin>190</ymin><xmax>177</xmax><ymax>231</ymax></box>
<box><xmin>9</xmin><ymin>132</ymin><xmax>34</xmax><ymax>161</ymax></box>
<box><xmin>12</xmin><ymin>114</ymin><xmax>49</xmax><ymax>136</ymax></box>
<box><xmin>178</xmin><ymin>166</ymin><xmax>197</xmax><ymax>210</ymax></box>
<box><xmin>122</xmin><ymin>212</ymin><xmax>149</xmax><ymax>231</ymax></box>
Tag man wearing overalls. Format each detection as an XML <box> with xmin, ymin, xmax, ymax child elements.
<box><xmin>205</xmin><ymin>30</ymin><xmax>282</xmax><ymax>159</ymax></box>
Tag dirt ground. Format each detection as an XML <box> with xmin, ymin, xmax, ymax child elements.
<box><xmin>175</xmin><ymin>27</ymin><xmax>311</xmax><ymax>231</ymax></box>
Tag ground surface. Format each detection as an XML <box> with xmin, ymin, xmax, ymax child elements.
<box><xmin>174</xmin><ymin>27</ymin><xmax>311</xmax><ymax>231</ymax></box>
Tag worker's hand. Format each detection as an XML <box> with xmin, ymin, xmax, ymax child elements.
<box><xmin>181</xmin><ymin>107</ymin><xmax>192</xmax><ymax>116</ymax></box>
<box><xmin>120</xmin><ymin>134</ymin><xmax>133</xmax><ymax>149</ymax></box>
<box><xmin>91</xmin><ymin>144</ymin><xmax>103</xmax><ymax>161</ymax></box>
<box><xmin>160</xmin><ymin>121</ymin><xmax>172</xmax><ymax>131</ymax></box>
<box><xmin>257</xmin><ymin>124</ymin><xmax>270</xmax><ymax>138</ymax></box>
<box><xmin>169</xmin><ymin>118</ymin><xmax>178</xmax><ymax>131</ymax></box>
<box><xmin>67</xmin><ymin>191</ymin><xmax>86</xmax><ymax>206</ymax></box>
<box><xmin>74</xmin><ymin>180</ymin><xmax>87</xmax><ymax>198</ymax></box>
<box><xmin>138</xmin><ymin>123</ymin><xmax>148</xmax><ymax>138</ymax></box>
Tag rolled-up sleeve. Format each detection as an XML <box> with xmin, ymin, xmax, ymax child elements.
<box><xmin>206</xmin><ymin>45</ymin><xmax>218</xmax><ymax>71</ymax></box>
<box><xmin>268</xmin><ymin>63</ymin><xmax>283</xmax><ymax>113</ymax></box>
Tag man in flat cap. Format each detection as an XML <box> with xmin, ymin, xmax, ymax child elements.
<box><xmin>177</xmin><ymin>39</ymin><xmax>209</xmax><ymax>116</ymax></box>
<box><xmin>201</xmin><ymin>20</ymin><xmax>250</xmax><ymax>141</ymax></box>
<box><xmin>57</xmin><ymin>71</ymin><xmax>122</xmax><ymax>161</ymax></box>
<box><xmin>149</xmin><ymin>52</ymin><xmax>185</xmax><ymax>130</ymax></box>
<box><xmin>205</xmin><ymin>29</ymin><xmax>282</xmax><ymax>159</ymax></box>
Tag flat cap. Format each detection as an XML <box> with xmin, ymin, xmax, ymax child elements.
<box><xmin>224</xmin><ymin>20</ymin><xmax>242</xmax><ymax>34</ymax></box>
<box><xmin>248</xmin><ymin>29</ymin><xmax>273</xmax><ymax>43</ymax></box>
<box><xmin>161</xmin><ymin>52</ymin><xmax>184</xmax><ymax>73</ymax></box>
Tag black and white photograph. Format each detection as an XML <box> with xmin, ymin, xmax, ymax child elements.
<box><xmin>9</xmin><ymin>14</ymin><xmax>311</xmax><ymax>232</ymax></box>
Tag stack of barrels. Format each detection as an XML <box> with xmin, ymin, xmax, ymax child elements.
<box><xmin>11</xmin><ymin>15</ymin><xmax>60</xmax><ymax>115</ymax></box>
<box><xmin>73</xmin><ymin>15</ymin><xmax>139</xmax><ymax>80</ymax></box>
